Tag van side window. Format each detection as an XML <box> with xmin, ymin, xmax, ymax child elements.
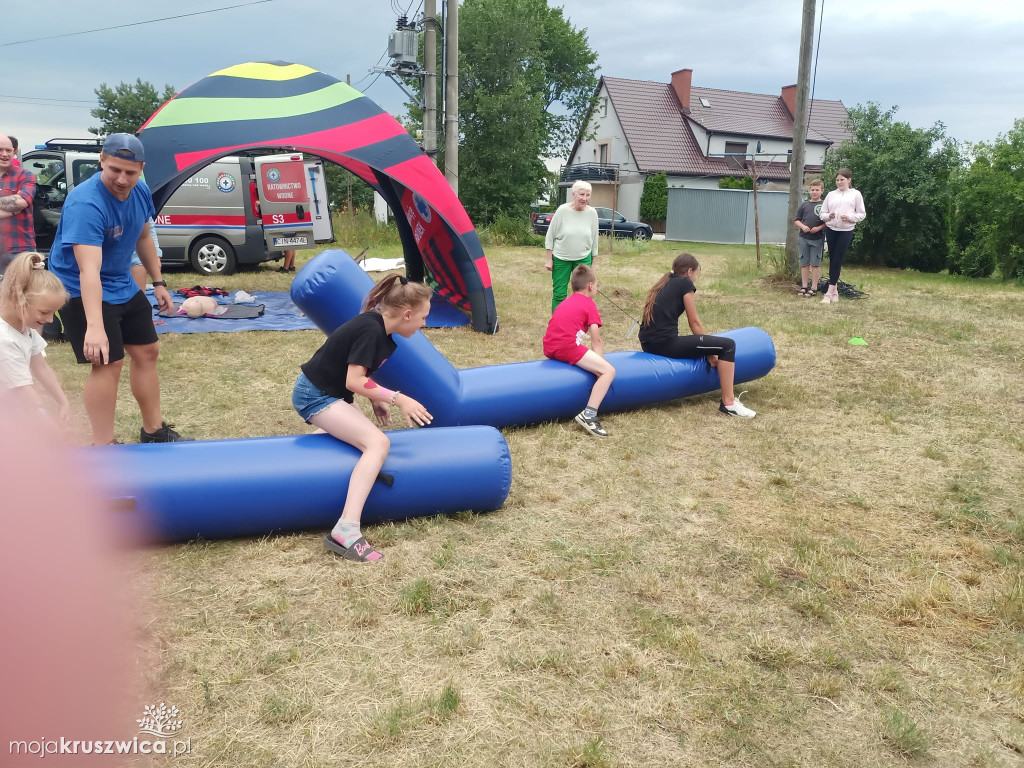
<box><xmin>73</xmin><ymin>159</ymin><xmax>100</xmax><ymax>186</ymax></box>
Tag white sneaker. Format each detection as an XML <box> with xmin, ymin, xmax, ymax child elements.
<box><xmin>719</xmin><ymin>398</ymin><xmax>756</xmax><ymax>418</ymax></box>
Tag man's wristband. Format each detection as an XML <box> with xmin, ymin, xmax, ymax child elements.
<box><xmin>152</xmin><ymin>280</ymin><xmax>167</xmax><ymax>288</ymax></box>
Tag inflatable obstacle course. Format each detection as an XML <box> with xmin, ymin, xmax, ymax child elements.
<box><xmin>84</xmin><ymin>427</ymin><xmax>512</xmax><ymax>543</ymax></box>
<box><xmin>292</xmin><ymin>250</ymin><xmax>777</xmax><ymax>430</ymax></box>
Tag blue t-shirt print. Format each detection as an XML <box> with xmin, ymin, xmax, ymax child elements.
<box><xmin>48</xmin><ymin>174</ymin><xmax>156</xmax><ymax>305</ymax></box>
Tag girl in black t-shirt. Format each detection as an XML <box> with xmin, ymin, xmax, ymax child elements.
<box><xmin>293</xmin><ymin>274</ymin><xmax>434</xmax><ymax>561</ymax></box>
<box><xmin>638</xmin><ymin>254</ymin><xmax>756</xmax><ymax>418</ymax></box>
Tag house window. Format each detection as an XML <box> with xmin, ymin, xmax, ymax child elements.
<box><xmin>699</xmin><ymin>97</ymin><xmax>711</xmax><ymax>108</ymax></box>
<box><xmin>724</xmin><ymin>141</ymin><xmax>748</xmax><ymax>170</ymax></box>
<box><xmin>598</xmin><ymin>143</ymin><xmax>609</xmax><ymax>164</ymax></box>
<box><xmin>600</xmin><ymin>98</ymin><xmax>608</xmax><ymax>118</ymax></box>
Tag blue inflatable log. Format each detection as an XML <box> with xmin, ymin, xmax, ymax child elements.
<box><xmin>292</xmin><ymin>250</ymin><xmax>776</xmax><ymax>429</ymax></box>
<box><xmin>82</xmin><ymin>427</ymin><xmax>512</xmax><ymax>543</ymax></box>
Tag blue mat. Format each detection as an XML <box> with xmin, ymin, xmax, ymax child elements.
<box><xmin>151</xmin><ymin>288</ymin><xmax>469</xmax><ymax>334</ymax></box>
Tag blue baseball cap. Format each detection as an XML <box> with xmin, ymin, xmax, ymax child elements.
<box><xmin>102</xmin><ymin>133</ymin><xmax>145</xmax><ymax>162</ymax></box>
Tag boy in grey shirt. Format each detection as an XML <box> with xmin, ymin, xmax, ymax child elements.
<box><xmin>794</xmin><ymin>179</ymin><xmax>826</xmax><ymax>296</ymax></box>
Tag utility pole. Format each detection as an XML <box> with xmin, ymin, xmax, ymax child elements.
<box><xmin>423</xmin><ymin>0</ymin><xmax>438</xmax><ymax>163</ymax></box>
<box><xmin>785</xmin><ymin>0</ymin><xmax>816</xmax><ymax>275</ymax></box>
<box><xmin>444</xmin><ymin>0</ymin><xmax>458</xmax><ymax>193</ymax></box>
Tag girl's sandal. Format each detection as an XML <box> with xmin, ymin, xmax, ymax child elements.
<box><xmin>798</xmin><ymin>287</ymin><xmax>811</xmax><ymax>297</ymax></box>
<box><xmin>323</xmin><ymin>534</ymin><xmax>383</xmax><ymax>562</ymax></box>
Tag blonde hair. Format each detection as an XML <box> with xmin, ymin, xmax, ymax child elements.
<box><xmin>363</xmin><ymin>274</ymin><xmax>432</xmax><ymax>314</ymax></box>
<box><xmin>0</xmin><ymin>252</ymin><xmax>68</xmax><ymax>313</ymax></box>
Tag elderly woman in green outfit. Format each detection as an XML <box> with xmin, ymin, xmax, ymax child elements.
<box><xmin>544</xmin><ymin>180</ymin><xmax>599</xmax><ymax>312</ymax></box>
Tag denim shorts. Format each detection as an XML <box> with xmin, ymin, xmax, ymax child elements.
<box><xmin>292</xmin><ymin>372</ymin><xmax>343</xmax><ymax>422</ymax></box>
<box><xmin>130</xmin><ymin>253</ymin><xmax>143</xmax><ymax>268</ymax></box>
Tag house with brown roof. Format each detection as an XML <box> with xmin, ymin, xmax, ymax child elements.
<box><xmin>563</xmin><ymin>68</ymin><xmax>852</xmax><ymax>221</ymax></box>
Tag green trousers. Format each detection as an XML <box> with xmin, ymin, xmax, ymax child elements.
<box><xmin>551</xmin><ymin>253</ymin><xmax>592</xmax><ymax>312</ymax></box>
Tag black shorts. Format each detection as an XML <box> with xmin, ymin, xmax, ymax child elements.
<box><xmin>62</xmin><ymin>290</ymin><xmax>158</xmax><ymax>364</ymax></box>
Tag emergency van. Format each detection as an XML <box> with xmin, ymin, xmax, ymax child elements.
<box><xmin>22</xmin><ymin>140</ymin><xmax>333</xmax><ymax>276</ymax></box>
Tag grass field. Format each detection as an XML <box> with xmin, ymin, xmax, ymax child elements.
<box><xmin>47</xmin><ymin>233</ymin><xmax>1024</xmax><ymax>767</ymax></box>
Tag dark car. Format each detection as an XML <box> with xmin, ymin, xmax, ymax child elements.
<box><xmin>531</xmin><ymin>210</ymin><xmax>555</xmax><ymax>235</ymax></box>
<box><xmin>532</xmin><ymin>207</ymin><xmax>653</xmax><ymax>240</ymax></box>
<box><xmin>594</xmin><ymin>207</ymin><xmax>653</xmax><ymax>240</ymax></box>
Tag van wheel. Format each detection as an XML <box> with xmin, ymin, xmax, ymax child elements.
<box><xmin>189</xmin><ymin>237</ymin><xmax>237</xmax><ymax>276</ymax></box>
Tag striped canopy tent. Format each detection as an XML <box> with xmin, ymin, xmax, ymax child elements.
<box><xmin>137</xmin><ymin>61</ymin><xmax>497</xmax><ymax>333</ymax></box>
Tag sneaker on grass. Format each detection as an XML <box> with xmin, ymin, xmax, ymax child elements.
<box><xmin>719</xmin><ymin>399</ymin><xmax>757</xmax><ymax>419</ymax></box>
<box><xmin>140</xmin><ymin>422</ymin><xmax>193</xmax><ymax>443</ymax></box>
<box><xmin>574</xmin><ymin>411</ymin><xmax>609</xmax><ymax>437</ymax></box>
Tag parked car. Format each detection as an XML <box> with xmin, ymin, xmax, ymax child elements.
<box><xmin>22</xmin><ymin>141</ymin><xmax>333</xmax><ymax>276</ymax></box>
<box><xmin>594</xmin><ymin>207</ymin><xmax>653</xmax><ymax>240</ymax></box>
<box><xmin>532</xmin><ymin>207</ymin><xmax>652</xmax><ymax>240</ymax></box>
<box><xmin>531</xmin><ymin>210</ymin><xmax>555</xmax><ymax>235</ymax></box>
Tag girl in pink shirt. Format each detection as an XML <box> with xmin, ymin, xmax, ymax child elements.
<box><xmin>819</xmin><ymin>168</ymin><xmax>866</xmax><ymax>304</ymax></box>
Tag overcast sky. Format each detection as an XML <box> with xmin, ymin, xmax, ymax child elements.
<box><xmin>5</xmin><ymin>0</ymin><xmax>1022</xmax><ymax>155</ymax></box>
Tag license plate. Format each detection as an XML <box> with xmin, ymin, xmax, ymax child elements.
<box><xmin>273</xmin><ymin>236</ymin><xmax>308</xmax><ymax>247</ymax></box>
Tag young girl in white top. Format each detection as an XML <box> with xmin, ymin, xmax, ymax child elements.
<box><xmin>819</xmin><ymin>168</ymin><xmax>866</xmax><ymax>304</ymax></box>
<box><xmin>0</xmin><ymin>252</ymin><xmax>71</xmax><ymax>423</ymax></box>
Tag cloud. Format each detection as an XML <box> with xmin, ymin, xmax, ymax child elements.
<box><xmin>4</xmin><ymin>0</ymin><xmax>1019</xmax><ymax>151</ymax></box>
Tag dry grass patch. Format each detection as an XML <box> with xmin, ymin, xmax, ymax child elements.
<box><xmin>44</xmin><ymin>238</ymin><xmax>1024</xmax><ymax>767</ymax></box>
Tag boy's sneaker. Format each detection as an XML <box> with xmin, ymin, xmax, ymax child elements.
<box><xmin>140</xmin><ymin>422</ymin><xmax>193</xmax><ymax>443</ymax></box>
<box><xmin>719</xmin><ymin>399</ymin><xmax>756</xmax><ymax>419</ymax></box>
<box><xmin>575</xmin><ymin>411</ymin><xmax>609</xmax><ymax>437</ymax></box>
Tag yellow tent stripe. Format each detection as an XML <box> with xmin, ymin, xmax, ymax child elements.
<box><xmin>145</xmin><ymin>82</ymin><xmax>360</xmax><ymax>128</ymax></box>
<box><xmin>208</xmin><ymin>62</ymin><xmax>317</xmax><ymax>81</ymax></box>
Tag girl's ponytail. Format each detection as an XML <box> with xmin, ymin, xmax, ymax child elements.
<box><xmin>640</xmin><ymin>253</ymin><xmax>700</xmax><ymax>327</ymax></box>
<box><xmin>363</xmin><ymin>273</ymin><xmax>432</xmax><ymax>313</ymax></box>
<box><xmin>0</xmin><ymin>252</ymin><xmax>67</xmax><ymax>312</ymax></box>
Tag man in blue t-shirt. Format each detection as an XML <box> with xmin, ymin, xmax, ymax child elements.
<box><xmin>49</xmin><ymin>133</ymin><xmax>189</xmax><ymax>445</ymax></box>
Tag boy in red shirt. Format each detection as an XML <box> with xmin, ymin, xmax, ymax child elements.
<box><xmin>542</xmin><ymin>264</ymin><xmax>616</xmax><ymax>436</ymax></box>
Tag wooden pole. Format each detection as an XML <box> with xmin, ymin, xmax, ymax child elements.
<box><xmin>750</xmin><ymin>157</ymin><xmax>761</xmax><ymax>268</ymax></box>
<box><xmin>785</xmin><ymin>0</ymin><xmax>817</xmax><ymax>274</ymax></box>
<box><xmin>609</xmin><ymin>171</ymin><xmax>618</xmax><ymax>255</ymax></box>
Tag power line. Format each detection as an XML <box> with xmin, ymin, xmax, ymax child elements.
<box><xmin>0</xmin><ymin>99</ymin><xmax>94</xmax><ymax>109</ymax></box>
<box><xmin>2</xmin><ymin>0</ymin><xmax>274</xmax><ymax>46</ymax></box>
<box><xmin>0</xmin><ymin>93</ymin><xmax>95</xmax><ymax>104</ymax></box>
<box><xmin>807</xmin><ymin>0</ymin><xmax>825</xmax><ymax>125</ymax></box>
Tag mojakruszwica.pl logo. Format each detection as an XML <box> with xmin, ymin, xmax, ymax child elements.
<box><xmin>9</xmin><ymin>702</ymin><xmax>193</xmax><ymax>758</ymax></box>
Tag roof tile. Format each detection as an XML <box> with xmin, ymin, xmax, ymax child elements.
<box><xmin>601</xmin><ymin>76</ymin><xmax>850</xmax><ymax>178</ymax></box>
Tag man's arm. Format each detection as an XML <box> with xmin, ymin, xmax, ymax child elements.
<box><xmin>0</xmin><ymin>194</ymin><xmax>29</xmax><ymax>213</ymax></box>
<box><xmin>0</xmin><ymin>171</ymin><xmax>34</xmax><ymax>219</ymax></box>
<box><xmin>135</xmin><ymin>221</ymin><xmax>172</xmax><ymax>311</ymax></box>
<box><xmin>73</xmin><ymin>244</ymin><xmax>110</xmax><ymax>364</ymax></box>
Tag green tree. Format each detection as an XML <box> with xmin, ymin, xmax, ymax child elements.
<box><xmin>718</xmin><ymin>175</ymin><xmax>753</xmax><ymax>190</ymax></box>
<box><xmin>639</xmin><ymin>172</ymin><xmax>669</xmax><ymax>221</ymax></box>
<box><xmin>324</xmin><ymin>163</ymin><xmax>376</xmax><ymax>214</ymax></box>
<box><xmin>456</xmin><ymin>0</ymin><xmax>598</xmax><ymax>223</ymax></box>
<box><xmin>89</xmin><ymin>79</ymin><xmax>177</xmax><ymax>136</ymax></box>
<box><xmin>824</xmin><ymin>103</ymin><xmax>959</xmax><ymax>273</ymax></box>
<box><xmin>950</xmin><ymin>120</ymin><xmax>1024</xmax><ymax>280</ymax></box>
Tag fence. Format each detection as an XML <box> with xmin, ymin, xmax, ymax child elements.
<box><xmin>666</xmin><ymin>187</ymin><xmax>792</xmax><ymax>245</ymax></box>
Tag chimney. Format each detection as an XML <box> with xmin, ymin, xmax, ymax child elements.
<box><xmin>781</xmin><ymin>84</ymin><xmax>797</xmax><ymax>117</ymax></box>
<box><xmin>671</xmin><ymin>68</ymin><xmax>693</xmax><ymax>111</ymax></box>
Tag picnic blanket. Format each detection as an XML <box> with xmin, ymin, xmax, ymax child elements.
<box><xmin>150</xmin><ymin>290</ymin><xmax>315</xmax><ymax>334</ymax></box>
<box><xmin>149</xmin><ymin>288</ymin><xmax>469</xmax><ymax>334</ymax></box>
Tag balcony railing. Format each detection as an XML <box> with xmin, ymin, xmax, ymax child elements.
<box><xmin>559</xmin><ymin>162</ymin><xmax>619</xmax><ymax>185</ymax></box>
